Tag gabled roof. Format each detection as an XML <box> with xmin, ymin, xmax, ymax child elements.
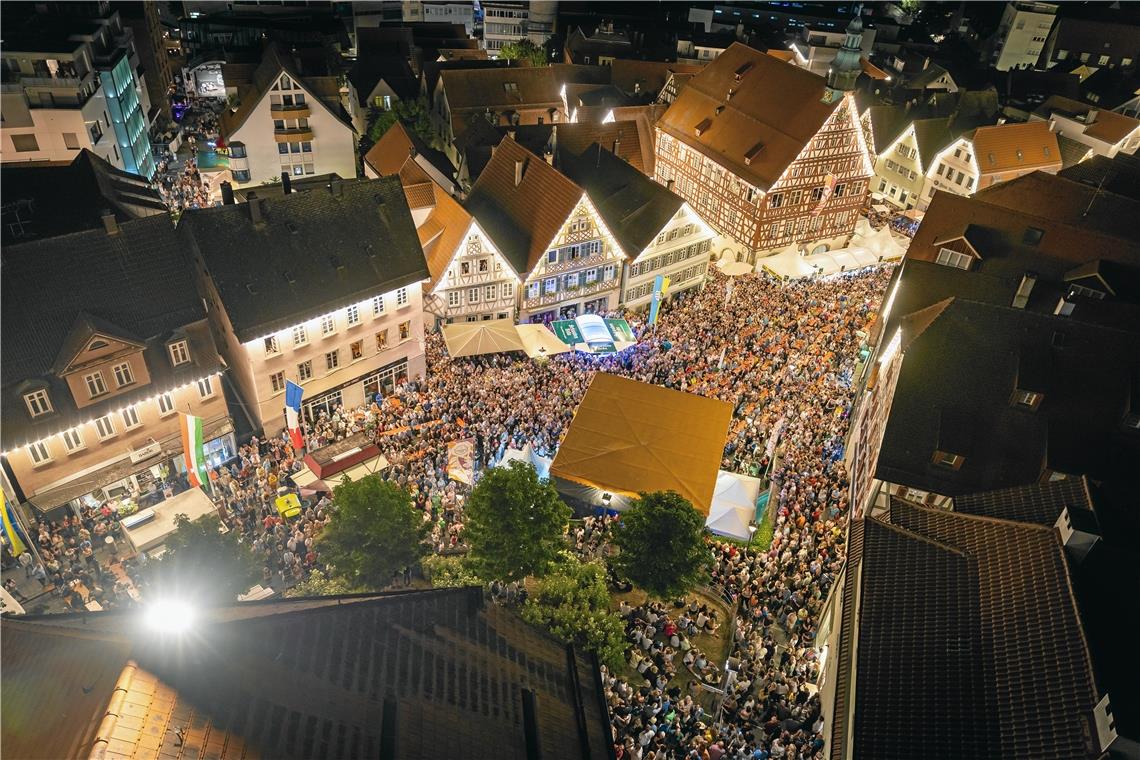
<box><xmin>348</xmin><ymin>54</ymin><xmax>419</xmax><ymax>102</ymax></box>
<box><xmin>912</xmin><ymin>117</ymin><xmax>954</xmax><ymax>172</ymax></box>
<box><xmin>1034</xmin><ymin>94</ymin><xmax>1140</xmax><ymax>145</ymax></box>
<box><xmin>1056</xmin><ymin>134</ymin><xmax>1094</xmax><ymax>168</ymax></box>
<box><xmin>1</xmin><ymin>588</ymin><xmax>613</xmax><ymax>760</ymax></box>
<box><xmin>50</xmin><ymin>312</ymin><xmax>145</xmax><ymax>376</ymax></box>
<box><xmin>608</xmin><ymin>59</ymin><xmax>703</xmax><ymax>99</ymax></box>
<box><xmin>418</xmin><ymin>182</ymin><xmax>475</xmax><ymax>288</ymax></box>
<box><xmin>463</xmin><ymin>138</ymin><xmax>584</xmax><ymax>276</ymax></box>
<box><xmin>972</xmin><ymin>121</ymin><xmax>1061</xmax><ymax>175</ymax></box>
<box><xmin>220</xmin><ymin>43</ymin><xmax>353</xmax><ymax>138</ymax></box>
<box><xmin>363</xmin><ymin>121</ymin><xmax>455</xmax><ymax>187</ymax></box>
<box><xmin>656</xmin><ymin>43</ymin><xmax>841</xmax><ymax>192</ymax></box>
<box><xmin>560</xmin><ymin>144</ymin><xmax>684</xmax><ymax>259</ymax></box>
<box><xmin>846</xmin><ymin>501</ymin><xmax>1101</xmax><ymax>759</ymax></box>
<box><xmin>0</xmin><ymin>149</ymin><xmax>166</xmax><ymax>245</ymax></box>
<box><xmin>179</xmin><ymin>178</ymin><xmax>428</xmax><ymax>343</ymax></box>
<box><xmin>440</xmin><ymin>64</ymin><xmax>606</xmax><ymax>113</ymax></box>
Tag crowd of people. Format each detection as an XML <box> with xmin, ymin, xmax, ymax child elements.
<box><xmin>2</xmin><ymin>261</ymin><xmax>890</xmax><ymax>757</ymax></box>
<box><xmin>152</xmin><ymin>95</ymin><xmax>226</xmax><ymax>214</ymax></box>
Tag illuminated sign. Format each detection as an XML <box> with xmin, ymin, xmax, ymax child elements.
<box><xmin>551</xmin><ymin>316</ymin><xmax>636</xmax><ymax>354</ymax></box>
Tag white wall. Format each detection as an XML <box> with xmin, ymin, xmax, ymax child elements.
<box><xmin>228</xmin><ymin>74</ymin><xmax>357</xmax><ymax>188</ymax></box>
<box><xmin>994</xmin><ymin>3</ymin><xmax>1057</xmax><ymax>71</ymax></box>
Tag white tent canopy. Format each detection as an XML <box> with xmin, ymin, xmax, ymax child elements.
<box><xmin>705</xmin><ymin>470</ymin><xmax>763</xmax><ymax>540</ymax></box>
<box><xmin>516</xmin><ymin>323</ymin><xmax>572</xmax><ymax>358</ymax></box>
<box><xmin>718</xmin><ymin>258</ymin><xmax>753</xmax><ymax>276</ymax></box>
<box><xmin>442</xmin><ymin>319</ymin><xmax>526</xmax><ymax>357</ymax></box>
<box><xmin>496</xmin><ymin>443</ymin><xmax>552</xmax><ymax>479</ymax></box>
<box><xmin>759</xmin><ymin>242</ymin><xmax>815</xmax><ymax>279</ymax></box>
<box><xmin>802</xmin><ymin>245</ymin><xmax>884</xmax><ymax>276</ymax></box>
<box><xmin>858</xmin><ymin>225</ymin><xmax>907</xmax><ymax>261</ymax></box>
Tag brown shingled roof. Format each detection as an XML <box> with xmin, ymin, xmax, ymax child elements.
<box><xmin>464</xmin><ymin>137</ymin><xmax>584</xmax><ymax>275</ymax></box>
<box><xmin>418</xmin><ymin>182</ymin><xmax>474</xmax><ymax>287</ymax></box>
<box><xmin>1035</xmin><ymin>94</ymin><xmax>1140</xmax><ymax>145</ymax></box>
<box><xmin>656</xmin><ymin>43</ymin><xmax>840</xmax><ymax>192</ymax></box>
<box><xmin>972</xmin><ymin>121</ymin><xmax>1061</xmax><ymax>175</ymax></box>
<box><xmin>953</xmin><ymin>475</ymin><xmax>1095</xmax><ymax>527</ymax></box>
<box><xmin>365</xmin><ymin>122</ymin><xmax>419</xmax><ymax>178</ymax></box>
<box><xmin>608</xmin><ymin>59</ymin><xmax>703</xmax><ymax>98</ymax></box>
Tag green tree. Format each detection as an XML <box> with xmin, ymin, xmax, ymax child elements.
<box><xmin>145</xmin><ymin>513</ymin><xmax>261</xmax><ymax>605</ymax></box>
<box><xmin>318</xmin><ymin>475</ymin><xmax>429</xmax><ymax>590</ymax></box>
<box><xmin>285</xmin><ymin>568</ymin><xmax>359</xmax><ymax>598</ymax></box>
<box><xmin>499</xmin><ymin>38</ymin><xmax>549</xmax><ymax>67</ymax></box>
<box><xmin>464</xmin><ymin>461</ymin><xmax>571</xmax><ymax>582</ymax></box>
<box><xmin>422</xmin><ymin>554</ymin><xmax>483</xmax><ymax>588</ymax></box>
<box><xmin>521</xmin><ymin>554</ymin><xmax>627</xmax><ymax>669</ymax></box>
<box><xmin>366</xmin><ymin>96</ymin><xmax>435</xmax><ymax>146</ymax></box>
<box><xmin>611</xmin><ymin>491</ymin><xmax>709</xmax><ymax>599</ymax></box>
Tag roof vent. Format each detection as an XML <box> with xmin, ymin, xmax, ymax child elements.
<box><xmin>733</xmin><ymin>61</ymin><xmax>754</xmax><ymax>80</ymax></box>
<box><xmin>695</xmin><ymin>117</ymin><xmax>713</xmax><ymax>136</ymax></box>
<box><xmin>285</xmin><ymin>221</ymin><xmax>299</xmax><ymax>234</ymax></box>
<box><xmin>329</xmin><ymin>254</ymin><xmax>345</xmax><ymax>272</ymax></box>
<box><xmin>283</xmin><ymin>270</ymin><xmax>295</xmax><ymax>284</ymax></box>
<box><xmin>715</xmin><ymin>105</ymin><xmax>725</xmax><ymax>115</ymax></box>
<box><xmin>744</xmin><ymin>141</ymin><xmax>765</xmax><ymax>165</ymax></box>
<box><xmin>245</xmin><ymin>282</ymin><xmax>259</xmax><ymax>295</ymax></box>
<box><xmin>726</xmin><ymin>87</ymin><xmax>736</xmax><ymax>100</ymax></box>
<box><xmin>100</xmin><ymin>210</ymin><xmax>119</xmax><ymax>236</ymax></box>
<box><xmin>247</xmin><ymin>192</ymin><xmax>263</xmax><ymax>224</ymax></box>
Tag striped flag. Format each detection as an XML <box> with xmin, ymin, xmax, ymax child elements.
<box><xmin>284</xmin><ymin>380</ymin><xmax>304</xmax><ymax>451</ymax></box>
<box><xmin>3</xmin><ymin>496</ymin><xmax>29</xmax><ymax>557</ymax></box>
<box><xmin>180</xmin><ymin>412</ymin><xmax>209</xmax><ymax>489</ymax></box>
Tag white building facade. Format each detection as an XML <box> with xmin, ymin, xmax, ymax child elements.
<box><xmin>992</xmin><ymin>1</ymin><xmax>1058</xmax><ymax>71</ymax></box>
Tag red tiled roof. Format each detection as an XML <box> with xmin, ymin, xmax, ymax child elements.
<box><xmin>972</xmin><ymin>121</ymin><xmax>1061</xmax><ymax>175</ymax></box>
<box><xmin>656</xmin><ymin>43</ymin><xmax>840</xmax><ymax>191</ymax></box>
<box><xmin>464</xmin><ymin>137</ymin><xmax>584</xmax><ymax>275</ymax></box>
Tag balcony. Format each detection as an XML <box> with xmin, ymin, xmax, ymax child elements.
<box><xmin>523</xmin><ymin>279</ymin><xmax>618</xmax><ymax>310</ymax></box>
<box><xmin>271</xmin><ymin>103</ymin><xmax>311</xmax><ymax>119</ymax></box>
<box><xmin>543</xmin><ymin>252</ymin><xmax>609</xmax><ymax>276</ymax></box>
<box><xmin>274</xmin><ymin>128</ymin><xmax>314</xmax><ymax>143</ymax></box>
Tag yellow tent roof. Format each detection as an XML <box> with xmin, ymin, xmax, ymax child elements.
<box><xmin>515</xmin><ymin>323</ymin><xmax>573</xmax><ymax>358</ymax></box>
<box><xmin>550</xmin><ymin>373</ymin><xmax>733</xmax><ymax>515</ymax></box>
<box><xmin>441</xmin><ymin>319</ymin><xmax>525</xmax><ymax>357</ymax></box>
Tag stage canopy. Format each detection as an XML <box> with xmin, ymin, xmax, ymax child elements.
<box><xmin>550</xmin><ymin>373</ymin><xmax>733</xmax><ymax>515</ymax></box>
<box><xmin>705</xmin><ymin>470</ymin><xmax>763</xmax><ymax>540</ymax></box>
<box><xmin>442</xmin><ymin>319</ymin><xmax>525</xmax><ymax>357</ymax></box>
<box><xmin>853</xmin><ymin>225</ymin><xmax>907</xmax><ymax>261</ymax></box>
<box><xmin>516</xmin><ymin>323</ymin><xmax>572</xmax><ymax>358</ymax></box>
<box><xmin>760</xmin><ymin>242</ymin><xmax>815</xmax><ymax>279</ymax></box>
<box><xmin>717</xmin><ymin>258</ymin><xmax>753</xmax><ymax>276</ymax></box>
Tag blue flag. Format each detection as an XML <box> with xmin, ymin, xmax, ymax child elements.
<box><xmin>284</xmin><ymin>380</ymin><xmax>303</xmax><ymax>412</ymax></box>
<box><xmin>648</xmin><ymin>274</ymin><xmax>669</xmax><ymax>326</ymax></box>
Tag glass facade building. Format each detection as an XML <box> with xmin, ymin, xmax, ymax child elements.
<box><xmin>99</xmin><ymin>51</ymin><xmax>154</xmax><ymax>179</ymax></box>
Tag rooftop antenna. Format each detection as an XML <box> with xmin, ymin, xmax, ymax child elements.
<box><xmin>1081</xmin><ymin>169</ymin><xmax>1110</xmax><ymax>218</ymax></box>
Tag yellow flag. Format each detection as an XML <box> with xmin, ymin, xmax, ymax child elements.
<box><xmin>661</xmin><ymin>276</ymin><xmax>672</xmax><ymax>297</ymax></box>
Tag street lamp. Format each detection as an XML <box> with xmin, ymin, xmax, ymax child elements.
<box><xmin>144</xmin><ymin>599</ymin><xmax>198</xmax><ymax>634</ymax></box>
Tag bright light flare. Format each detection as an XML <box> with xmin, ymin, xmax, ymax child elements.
<box><xmin>144</xmin><ymin>600</ymin><xmax>198</xmax><ymax>634</ymax></box>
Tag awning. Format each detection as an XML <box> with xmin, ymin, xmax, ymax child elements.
<box><xmin>515</xmin><ymin>324</ymin><xmax>572</xmax><ymax>358</ymax></box>
<box><xmin>705</xmin><ymin>470</ymin><xmax>763</xmax><ymax>541</ymax></box>
<box><xmin>26</xmin><ymin>416</ymin><xmax>234</xmax><ymax>512</ymax></box>
<box><xmin>442</xmin><ymin>319</ymin><xmax>525</xmax><ymax>357</ymax></box>
<box><xmin>122</xmin><ymin>487</ymin><xmax>219</xmax><ymax>553</ymax></box>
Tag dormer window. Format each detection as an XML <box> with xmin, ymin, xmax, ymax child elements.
<box><xmin>1012</xmin><ymin>390</ymin><xmax>1044</xmax><ymax>410</ymax></box>
<box><xmin>84</xmin><ymin>371</ymin><xmax>107</xmax><ymax>398</ymax></box>
<box><xmin>1068</xmin><ymin>284</ymin><xmax>1105</xmax><ymax>300</ymax></box>
<box><xmin>88</xmin><ymin>339</ymin><xmax>109</xmax><ymax>351</ymax></box>
<box><xmin>113</xmin><ymin>362</ymin><xmax>134</xmax><ymax>388</ymax></box>
<box><xmin>264</xmin><ymin>336</ymin><xmax>280</xmax><ymax>356</ymax></box>
<box><xmin>169</xmin><ymin>340</ymin><xmax>190</xmax><ymax>366</ymax></box>
<box><xmin>24</xmin><ymin>389</ymin><xmax>52</xmax><ymax>417</ymax></box>
<box><xmin>932</xmin><ymin>450</ymin><xmax>965</xmax><ymax>469</ymax></box>
<box><xmin>935</xmin><ymin>247</ymin><xmax>972</xmax><ymax>270</ymax></box>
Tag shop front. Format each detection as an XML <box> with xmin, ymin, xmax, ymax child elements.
<box><xmin>25</xmin><ymin>418</ymin><xmax>236</xmax><ymax>521</ymax></box>
<box><xmin>301</xmin><ymin>358</ymin><xmax>411</xmax><ymax>422</ymax></box>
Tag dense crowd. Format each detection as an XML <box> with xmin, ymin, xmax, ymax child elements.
<box><xmin>153</xmin><ymin>96</ymin><xmax>226</xmax><ymax>213</ymax></box>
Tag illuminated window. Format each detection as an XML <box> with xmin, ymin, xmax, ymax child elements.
<box><xmin>376</xmin><ymin>330</ymin><xmax>388</xmax><ymax>351</ymax></box>
<box><xmin>351</xmin><ymin>340</ymin><xmax>364</xmax><ymax>360</ymax></box>
<box><xmin>398</xmin><ymin>321</ymin><xmax>411</xmax><ymax>341</ymax></box>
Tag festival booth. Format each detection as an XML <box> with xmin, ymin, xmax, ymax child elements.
<box><xmin>549</xmin><ymin>374</ymin><xmax>733</xmax><ymax>516</ymax></box>
<box><xmin>851</xmin><ymin>225</ymin><xmax>908</xmax><ymax>262</ymax></box>
<box><xmin>441</xmin><ymin>319</ymin><xmax>525</xmax><ymax>358</ymax></box>
<box><xmin>801</xmin><ymin>245</ymin><xmax>884</xmax><ymax>275</ymax></box>
<box><xmin>704</xmin><ymin>470</ymin><xmax>764</xmax><ymax>541</ymax></box>
<box><xmin>121</xmin><ymin>487</ymin><xmax>218</xmax><ymax>555</ymax></box>
<box><xmin>290</xmin><ymin>432</ymin><xmax>389</xmax><ymax>493</ymax></box>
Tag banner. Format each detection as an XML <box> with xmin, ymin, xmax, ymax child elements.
<box><xmin>604</xmin><ymin>318</ymin><xmax>635</xmax><ymax>342</ymax></box>
<box><xmin>179</xmin><ymin>412</ymin><xmax>209</xmax><ymax>488</ymax></box>
<box><xmin>284</xmin><ymin>380</ymin><xmax>304</xmax><ymax>451</ymax></box>
<box><xmin>648</xmin><ymin>274</ymin><xmax>672</xmax><ymax>326</ymax></box>
<box><xmin>447</xmin><ymin>439</ymin><xmax>475</xmax><ymax>485</ymax></box>
<box><xmin>551</xmin><ymin>319</ymin><xmax>584</xmax><ymax>345</ymax></box>
<box><xmin>2</xmin><ymin>496</ymin><xmax>29</xmax><ymax>557</ymax></box>
<box><xmin>812</xmin><ymin>173</ymin><xmax>838</xmax><ymax>216</ymax></box>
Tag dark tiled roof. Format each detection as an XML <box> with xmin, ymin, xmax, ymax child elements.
<box><xmin>875</xmin><ymin>298</ymin><xmax>1140</xmax><ymax>496</ymax></box>
<box><xmin>1</xmin><ymin>215</ymin><xmax>222</xmax><ymax>447</ymax></box>
<box><xmin>2</xmin><ymin>589</ymin><xmax>613</xmax><ymax>760</ymax></box>
<box><xmin>1056</xmin><ymin>134</ymin><xmax>1094</xmax><ymax>168</ymax></box>
<box><xmin>1059</xmin><ymin>152</ymin><xmax>1140</xmax><ymax>201</ymax></box>
<box><xmin>953</xmin><ymin>475</ymin><xmax>1095</xmax><ymax>527</ymax></box>
<box><xmin>179</xmin><ymin>177</ymin><xmax>428</xmax><ymax>343</ymax></box>
<box><xmin>888</xmin><ymin>501</ymin><xmax>1102</xmax><ymax>759</ymax></box>
<box><xmin>349</xmin><ymin>54</ymin><xmax>420</xmax><ymax>102</ymax></box>
<box><xmin>0</xmin><ymin>149</ymin><xmax>166</xmax><ymax>245</ymax></box>
<box><xmin>560</xmin><ymin>144</ymin><xmax>683</xmax><ymax>259</ymax></box>
<box><xmin>464</xmin><ymin>138</ymin><xmax>584</xmax><ymax>276</ymax></box>
<box><xmin>852</xmin><ymin>516</ymin><xmax>991</xmax><ymax>759</ymax></box>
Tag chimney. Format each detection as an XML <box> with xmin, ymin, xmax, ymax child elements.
<box><xmin>666</xmin><ymin>178</ymin><xmax>675</xmax><ymax>192</ymax></box>
<box><xmin>1086</xmin><ymin>108</ymin><xmax>1098</xmax><ymax>124</ymax></box>
<box><xmin>100</xmin><ymin>210</ymin><xmax>119</xmax><ymax>236</ymax></box>
<box><xmin>514</xmin><ymin>159</ymin><xmax>524</xmax><ymax>187</ymax></box>
<box><xmin>247</xmin><ymin>192</ymin><xmax>263</xmax><ymax>224</ymax></box>
<box><xmin>281</xmin><ymin>171</ymin><xmax>293</xmax><ymax>194</ymax></box>
<box><xmin>221</xmin><ymin>181</ymin><xmax>236</xmax><ymax>205</ymax></box>
<box><xmin>409</xmin><ymin>144</ymin><xmax>418</xmax><ymax>158</ymax></box>
<box><xmin>330</xmin><ymin>178</ymin><xmax>343</xmax><ymax>197</ymax></box>
<box><xmin>612</xmin><ymin>133</ymin><xmax>621</xmax><ymax>155</ymax></box>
